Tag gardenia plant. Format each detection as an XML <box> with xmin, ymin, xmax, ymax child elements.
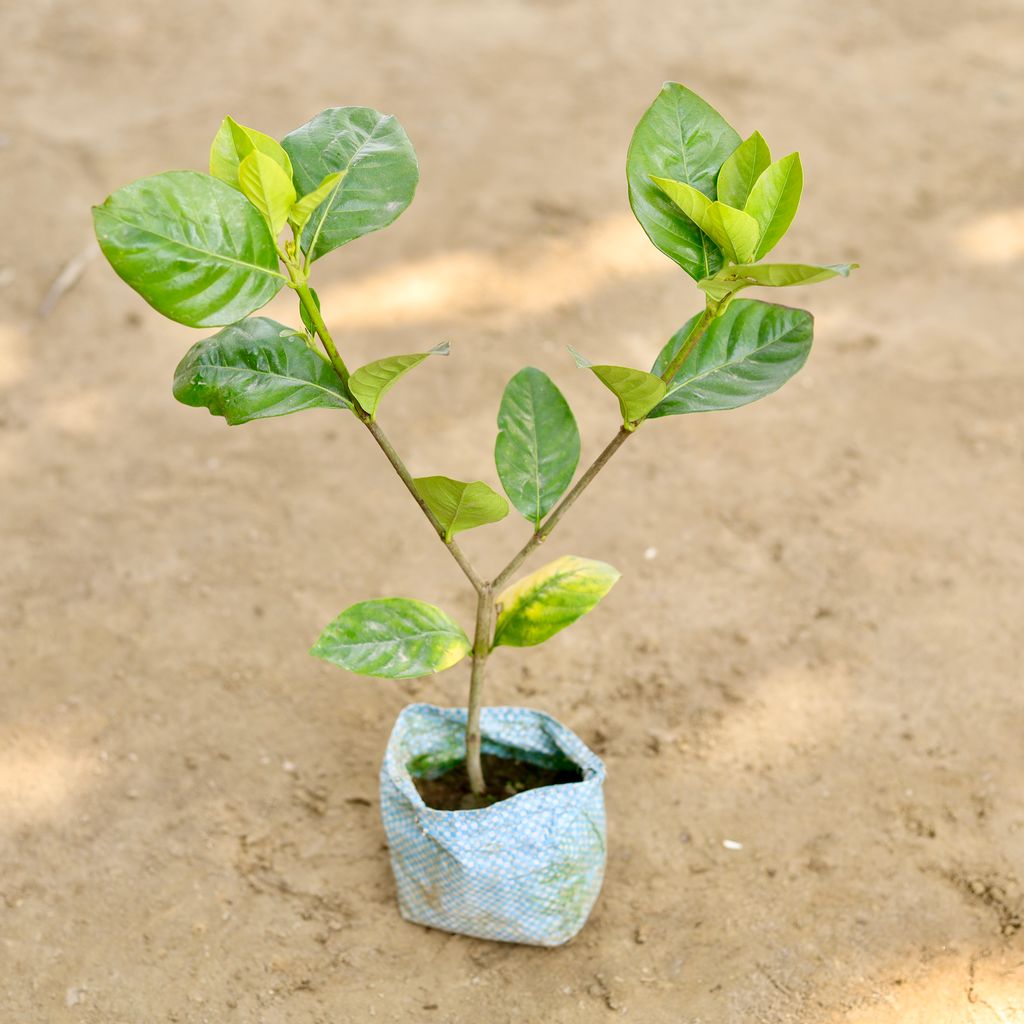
<box><xmin>93</xmin><ymin>84</ymin><xmax>854</xmax><ymax>803</ymax></box>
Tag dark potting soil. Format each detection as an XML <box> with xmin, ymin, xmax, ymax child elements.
<box><xmin>413</xmin><ymin>754</ymin><xmax>583</xmax><ymax>811</ymax></box>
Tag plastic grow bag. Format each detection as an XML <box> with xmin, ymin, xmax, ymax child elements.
<box><xmin>379</xmin><ymin>703</ymin><xmax>607</xmax><ymax>946</ymax></box>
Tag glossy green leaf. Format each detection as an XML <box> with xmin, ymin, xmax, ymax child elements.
<box><xmin>413</xmin><ymin>476</ymin><xmax>509</xmax><ymax>541</ymax></box>
<box><xmin>238</xmin><ymin>149</ymin><xmax>296</xmax><ymax>235</ymax></box>
<box><xmin>92</xmin><ymin>171</ymin><xmax>285</xmax><ymax>328</ymax></box>
<box><xmin>626</xmin><ymin>83</ymin><xmax>740</xmax><ymax>281</ymax></box>
<box><xmin>701</xmin><ymin>263</ymin><xmax>857</xmax><ymax>300</ymax></box>
<box><xmin>493</xmin><ymin>555</ymin><xmax>621</xmax><ymax>649</ymax></box>
<box><xmin>569</xmin><ymin>348</ymin><xmax>667</xmax><ymax>427</ymax></box>
<box><xmin>495</xmin><ymin>367</ymin><xmax>580</xmax><ymax>528</ymax></box>
<box><xmin>210</xmin><ymin>116</ymin><xmax>293</xmax><ymax>191</ymax></box>
<box><xmin>745</xmin><ymin>153</ymin><xmax>803</xmax><ymax>260</ymax></box>
<box><xmin>348</xmin><ymin>342</ymin><xmax>450</xmax><ymax>420</ymax></box>
<box><xmin>311</xmin><ymin>598</ymin><xmax>470</xmax><ymax>679</ymax></box>
<box><xmin>288</xmin><ymin>171</ymin><xmax>344</xmax><ymax>234</ymax></box>
<box><xmin>649</xmin><ymin>299</ymin><xmax>813</xmax><ymax>417</ymax></box>
<box><xmin>282</xmin><ymin>107</ymin><xmax>418</xmax><ymax>261</ymax></box>
<box><xmin>172</xmin><ymin>316</ymin><xmax>351</xmax><ymax>424</ymax></box>
<box><xmin>717</xmin><ymin>131</ymin><xmax>771</xmax><ymax>209</ymax></box>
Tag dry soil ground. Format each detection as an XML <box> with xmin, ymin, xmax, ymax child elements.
<box><xmin>2</xmin><ymin>1</ymin><xmax>1023</xmax><ymax>1021</ymax></box>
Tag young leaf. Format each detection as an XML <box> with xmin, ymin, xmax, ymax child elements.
<box><xmin>495</xmin><ymin>367</ymin><xmax>581</xmax><ymax>528</ymax></box>
<box><xmin>210</xmin><ymin>116</ymin><xmax>293</xmax><ymax>191</ymax></box>
<box><xmin>238</xmin><ymin>149</ymin><xmax>297</xmax><ymax>236</ymax></box>
<box><xmin>706</xmin><ymin>202</ymin><xmax>760</xmax><ymax>264</ymax></box>
<box><xmin>569</xmin><ymin>348</ymin><xmax>667</xmax><ymax>427</ymax></box>
<box><xmin>651</xmin><ymin>179</ymin><xmax>759</xmax><ymax>264</ymax></box>
<box><xmin>92</xmin><ymin>171</ymin><xmax>285</xmax><ymax>327</ymax></box>
<box><xmin>649</xmin><ymin>176</ymin><xmax>715</xmax><ymax>236</ymax></box>
<box><xmin>493</xmin><ymin>555</ymin><xmax>621</xmax><ymax>648</ymax></box>
<box><xmin>649</xmin><ymin>299</ymin><xmax>813</xmax><ymax>417</ymax></box>
<box><xmin>311</xmin><ymin>598</ymin><xmax>470</xmax><ymax>679</ymax></box>
<box><xmin>288</xmin><ymin>171</ymin><xmax>344</xmax><ymax>234</ymax></box>
<box><xmin>348</xmin><ymin>343</ymin><xmax>450</xmax><ymax>419</ymax></box>
<box><xmin>626</xmin><ymin>83</ymin><xmax>741</xmax><ymax>281</ymax></box>
<box><xmin>745</xmin><ymin>153</ymin><xmax>803</xmax><ymax>260</ymax></box>
<box><xmin>282</xmin><ymin>107</ymin><xmax>419</xmax><ymax>262</ymax></box>
<box><xmin>717</xmin><ymin>131</ymin><xmax>771</xmax><ymax>209</ymax></box>
<box><xmin>172</xmin><ymin>317</ymin><xmax>351</xmax><ymax>425</ymax></box>
<box><xmin>413</xmin><ymin>476</ymin><xmax>509</xmax><ymax>541</ymax></box>
<box><xmin>701</xmin><ymin>263</ymin><xmax>857</xmax><ymax>296</ymax></box>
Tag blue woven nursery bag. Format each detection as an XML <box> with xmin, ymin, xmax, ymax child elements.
<box><xmin>380</xmin><ymin>703</ymin><xmax>607</xmax><ymax>946</ymax></box>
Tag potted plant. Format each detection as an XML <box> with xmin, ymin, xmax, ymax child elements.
<box><xmin>92</xmin><ymin>83</ymin><xmax>854</xmax><ymax>946</ymax></box>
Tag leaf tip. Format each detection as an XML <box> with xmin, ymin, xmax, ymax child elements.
<box><xmin>567</xmin><ymin>346</ymin><xmax>591</xmax><ymax>369</ymax></box>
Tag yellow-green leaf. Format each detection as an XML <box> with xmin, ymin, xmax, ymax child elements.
<box><xmin>569</xmin><ymin>348</ymin><xmax>667</xmax><ymax>427</ymax></box>
<box><xmin>493</xmin><ymin>555</ymin><xmax>621</xmax><ymax>648</ymax></box>
<box><xmin>700</xmin><ymin>263</ymin><xmax>857</xmax><ymax>299</ymax></box>
<box><xmin>706</xmin><ymin>202</ymin><xmax>760</xmax><ymax>263</ymax></box>
<box><xmin>745</xmin><ymin>153</ymin><xmax>803</xmax><ymax>260</ymax></box>
<box><xmin>288</xmin><ymin>171</ymin><xmax>345</xmax><ymax>234</ymax></box>
<box><xmin>413</xmin><ymin>476</ymin><xmax>508</xmax><ymax>542</ymax></box>
<box><xmin>311</xmin><ymin>598</ymin><xmax>470</xmax><ymax>679</ymax></box>
<box><xmin>717</xmin><ymin>131</ymin><xmax>771</xmax><ymax>209</ymax></box>
<box><xmin>210</xmin><ymin>116</ymin><xmax>293</xmax><ymax>191</ymax></box>
<box><xmin>348</xmin><ymin>342</ymin><xmax>449</xmax><ymax>420</ymax></box>
<box><xmin>238</xmin><ymin>150</ymin><xmax>296</xmax><ymax>236</ymax></box>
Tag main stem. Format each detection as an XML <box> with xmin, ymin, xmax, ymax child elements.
<box><xmin>466</xmin><ymin>584</ymin><xmax>494</xmax><ymax>794</ymax></box>
<box><xmin>302</xmin><ymin>279</ymin><xmax>717</xmax><ymax>796</ymax></box>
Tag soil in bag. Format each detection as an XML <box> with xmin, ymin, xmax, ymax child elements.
<box><xmin>414</xmin><ymin>754</ymin><xmax>583</xmax><ymax>811</ymax></box>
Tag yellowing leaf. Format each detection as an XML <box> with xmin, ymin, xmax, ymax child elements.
<box><xmin>238</xmin><ymin>150</ymin><xmax>296</xmax><ymax>235</ymax></box>
<box><xmin>413</xmin><ymin>476</ymin><xmax>508</xmax><ymax>542</ymax></box>
<box><xmin>493</xmin><ymin>555</ymin><xmax>620</xmax><ymax>648</ymax></box>
<box><xmin>288</xmin><ymin>171</ymin><xmax>345</xmax><ymax>234</ymax></box>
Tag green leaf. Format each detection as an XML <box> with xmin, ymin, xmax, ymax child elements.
<box><xmin>701</xmin><ymin>263</ymin><xmax>857</xmax><ymax>299</ymax></box>
<box><xmin>412</xmin><ymin>476</ymin><xmax>509</xmax><ymax>542</ymax></box>
<box><xmin>626</xmin><ymin>82</ymin><xmax>741</xmax><ymax>281</ymax></box>
<box><xmin>238</xmin><ymin>149</ymin><xmax>297</xmax><ymax>236</ymax></box>
<box><xmin>282</xmin><ymin>107</ymin><xmax>418</xmax><ymax>262</ymax></box>
<box><xmin>172</xmin><ymin>316</ymin><xmax>351</xmax><ymax>424</ymax></box>
<box><xmin>649</xmin><ymin>299</ymin><xmax>813</xmax><ymax>417</ymax></box>
<box><xmin>288</xmin><ymin>171</ymin><xmax>344</xmax><ymax>234</ymax></box>
<box><xmin>311</xmin><ymin>598</ymin><xmax>470</xmax><ymax>679</ymax></box>
<box><xmin>348</xmin><ymin>342</ymin><xmax>450</xmax><ymax>420</ymax></box>
<box><xmin>495</xmin><ymin>367</ymin><xmax>581</xmax><ymax>528</ymax></box>
<box><xmin>717</xmin><ymin>131</ymin><xmax>771</xmax><ymax>209</ymax></box>
<box><xmin>569</xmin><ymin>348</ymin><xmax>667</xmax><ymax>427</ymax></box>
<box><xmin>299</xmin><ymin>286</ymin><xmax>321</xmax><ymax>337</ymax></box>
<box><xmin>210</xmin><ymin>116</ymin><xmax>293</xmax><ymax>191</ymax></box>
<box><xmin>92</xmin><ymin>171</ymin><xmax>285</xmax><ymax>328</ymax></box>
<box><xmin>493</xmin><ymin>555</ymin><xmax>621</xmax><ymax>649</ymax></box>
<box><xmin>745</xmin><ymin>153</ymin><xmax>803</xmax><ymax>260</ymax></box>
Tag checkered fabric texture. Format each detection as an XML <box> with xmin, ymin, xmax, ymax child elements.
<box><xmin>380</xmin><ymin>703</ymin><xmax>607</xmax><ymax>946</ymax></box>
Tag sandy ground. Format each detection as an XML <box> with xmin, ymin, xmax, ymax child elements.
<box><xmin>2</xmin><ymin>1</ymin><xmax>1024</xmax><ymax>1021</ymax></box>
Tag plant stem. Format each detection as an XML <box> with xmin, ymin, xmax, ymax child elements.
<box><xmin>363</xmin><ymin>418</ymin><xmax>486</xmax><ymax>594</ymax></box>
<box><xmin>465</xmin><ymin>584</ymin><xmax>494</xmax><ymax>794</ymax></box>
<box><xmin>659</xmin><ymin>305</ymin><xmax>714</xmax><ymax>384</ymax></box>
<box><xmin>294</xmin><ymin>281</ymin><xmax>350</xmax><ymax>384</ymax></box>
